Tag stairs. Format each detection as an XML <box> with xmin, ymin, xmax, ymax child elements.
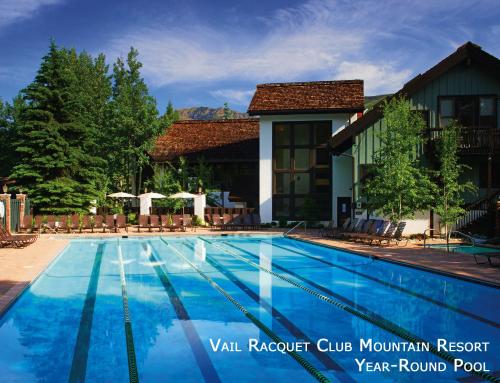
<box><xmin>455</xmin><ymin>190</ymin><xmax>500</xmax><ymax>236</ymax></box>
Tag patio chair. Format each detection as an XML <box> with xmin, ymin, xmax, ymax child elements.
<box><xmin>116</xmin><ymin>215</ymin><xmax>128</xmax><ymax>233</ymax></box>
<box><xmin>19</xmin><ymin>215</ymin><xmax>33</xmax><ymax>233</ymax></box>
<box><xmin>331</xmin><ymin>218</ymin><xmax>359</xmax><ymax>239</ymax></box>
<box><xmin>34</xmin><ymin>216</ymin><xmax>43</xmax><ymax>232</ymax></box>
<box><xmin>70</xmin><ymin>214</ymin><xmax>80</xmax><ymax>233</ymax></box>
<box><xmin>182</xmin><ymin>214</ymin><xmax>193</xmax><ymax>231</ymax></box>
<box><xmin>93</xmin><ymin>215</ymin><xmax>105</xmax><ymax>233</ymax></box>
<box><xmin>44</xmin><ymin>215</ymin><xmax>57</xmax><ymax>233</ymax></box>
<box><xmin>0</xmin><ymin>224</ymin><xmax>38</xmax><ymax>248</ymax></box>
<box><xmin>210</xmin><ymin>213</ymin><xmax>223</xmax><ymax>229</ymax></box>
<box><xmin>81</xmin><ymin>215</ymin><xmax>92</xmax><ymax>233</ymax></box>
<box><xmin>358</xmin><ymin>221</ymin><xmax>390</xmax><ymax>244</ymax></box>
<box><xmin>138</xmin><ymin>215</ymin><xmax>150</xmax><ymax>232</ymax></box>
<box><xmin>170</xmin><ymin>215</ymin><xmax>185</xmax><ymax>232</ymax></box>
<box><xmin>241</xmin><ymin>214</ymin><xmax>253</xmax><ymax>230</ymax></box>
<box><xmin>337</xmin><ymin>218</ymin><xmax>366</xmax><ymax>240</ymax></box>
<box><xmin>160</xmin><ymin>215</ymin><xmax>170</xmax><ymax>232</ymax></box>
<box><xmin>57</xmin><ymin>216</ymin><xmax>70</xmax><ymax>233</ymax></box>
<box><xmin>349</xmin><ymin>220</ymin><xmax>383</xmax><ymax>242</ymax></box>
<box><xmin>224</xmin><ymin>214</ymin><xmax>241</xmax><ymax>230</ymax></box>
<box><xmin>321</xmin><ymin>218</ymin><xmax>350</xmax><ymax>238</ymax></box>
<box><xmin>251</xmin><ymin>213</ymin><xmax>262</xmax><ymax>229</ymax></box>
<box><xmin>472</xmin><ymin>252</ymin><xmax>500</xmax><ymax>266</ymax></box>
<box><xmin>150</xmin><ymin>215</ymin><xmax>160</xmax><ymax>232</ymax></box>
<box><xmin>105</xmin><ymin>215</ymin><xmax>116</xmax><ymax>233</ymax></box>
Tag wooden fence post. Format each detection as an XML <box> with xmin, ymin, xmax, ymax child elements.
<box><xmin>0</xmin><ymin>193</ymin><xmax>11</xmax><ymax>234</ymax></box>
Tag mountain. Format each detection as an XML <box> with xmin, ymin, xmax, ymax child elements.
<box><xmin>177</xmin><ymin>107</ymin><xmax>248</xmax><ymax>120</ymax></box>
<box><xmin>364</xmin><ymin>94</ymin><xmax>392</xmax><ymax>110</ymax></box>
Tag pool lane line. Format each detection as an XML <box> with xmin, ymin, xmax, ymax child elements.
<box><xmin>117</xmin><ymin>241</ymin><xmax>140</xmax><ymax>383</ymax></box>
<box><xmin>201</xmin><ymin>238</ymin><xmax>499</xmax><ymax>383</ymax></box>
<box><xmin>259</xmin><ymin>239</ymin><xmax>500</xmax><ymax>329</ymax></box>
<box><xmin>159</xmin><ymin>238</ymin><xmax>332</xmax><ymax>383</ymax></box>
<box><xmin>68</xmin><ymin>243</ymin><xmax>105</xmax><ymax>383</ymax></box>
<box><xmin>180</xmin><ymin>240</ymin><xmax>354</xmax><ymax>383</ymax></box>
<box><xmin>144</xmin><ymin>242</ymin><xmax>221</xmax><ymax>383</ymax></box>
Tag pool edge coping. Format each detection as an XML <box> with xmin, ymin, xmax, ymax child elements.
<box><xmin>286</xmin><ymin>235</ymin><xmax>500</xmax><ymax>289</ymax></box>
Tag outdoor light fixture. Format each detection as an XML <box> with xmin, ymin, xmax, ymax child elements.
<box><xmin>2</xmin><ymin>184</ymin><xmax>7</xmax><ymax>194</ymax></box>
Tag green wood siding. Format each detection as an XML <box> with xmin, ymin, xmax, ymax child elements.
<box><xmin>352</xmin><ymin>61</ymin><xmax>500</xmax><ymax>201</ymax></box>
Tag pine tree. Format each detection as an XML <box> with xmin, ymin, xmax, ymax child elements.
<box><xmin>10</xmin><ymin>41</ymin><xmax>106</xmax><ymax>213</ymax></box>
<box><xmin>158</xmin><ymin>100</ymin><xmax>179</xmax><ymax>133</ymax></box>
<box><xmin>0</xmin><ymin>96</ymin><xmax>24</xmax><ymax>177</ymax></box>
<box><xmin>222</xmin><ymin>102</ymin><xmax>233</xmax><ymax>119</ymax></box>
<box><xmin>108</xmin><ymin>47</ymin><xmax>160</xmax><ymax>194</ymax></box>
<box><xmin>364</xmin><ymin>97</ymin><xmax>435</xmax><ymax>223</ymax></box>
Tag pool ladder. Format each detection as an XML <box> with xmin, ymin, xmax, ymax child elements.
<box><xmin>423</xmin><ymin>228</ymin><xmax>475</xmax><ymax>252</ymax></box>
<box><xmin>284</xmin><ymin>221</ymin><xmax>306</xmax><ymax>237</ymax></box>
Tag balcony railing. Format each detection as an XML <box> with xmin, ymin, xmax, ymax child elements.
<box><xmin>427</xmin><ymin>128</ymin><xmax>500</xmax><ymax>154</ymax></box>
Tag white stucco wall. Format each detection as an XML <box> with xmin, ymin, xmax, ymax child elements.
<box><xmin>259</xmin><ymin>113</ymin><xmax>350</xmax><ymax>223</ymax></box>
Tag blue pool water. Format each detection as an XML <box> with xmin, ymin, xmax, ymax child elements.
<box><xmin>426</xmin><ymin>243</ymin><xmax>499</xmax><ymax>254</ymax></box>
<box><xmin>0</xmin><ymin>235</ymin><xmax>498</xmax><ymax>382</ymax></box>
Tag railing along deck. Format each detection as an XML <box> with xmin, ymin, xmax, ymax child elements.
<box><xmin>427</xmin><ymin>127</ymin><xmax>500</xmax><ymax>154</ymax></box>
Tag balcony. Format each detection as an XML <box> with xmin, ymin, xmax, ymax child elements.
<box><xmin>427</xmin><ymin>128</ymin><xmax>500</xmax><ymax>155</ymax></box>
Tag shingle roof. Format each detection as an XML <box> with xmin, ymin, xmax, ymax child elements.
<box><xmin>151</xmin><ymin>119</ymin><xmax>259</xmax><ymax>162</ymax></box>
<box><xmin>329</xmin><ymin>42</ymin><xmax>500</xmax><ymax>151</ymax></box>
<box><xmin>247</xmin><ymin>80</ymin><xmax>364</xmax><ymax>115</ymax></box>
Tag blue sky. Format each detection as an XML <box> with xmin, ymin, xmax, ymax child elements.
<box><xmin>0</xmin><ymin>0</ymin><xmax>499</xmax><ymax>112</ymax></box>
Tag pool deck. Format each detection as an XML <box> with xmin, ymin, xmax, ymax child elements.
<box><xmin>291</xmin><ymin>231</ymin><xmax>500</xmax><ymax>287</ymax></box>
<box><xmin>0</xmin><ymin>228</ymin><xmax>498</xmax><ymax>314</ymax></box>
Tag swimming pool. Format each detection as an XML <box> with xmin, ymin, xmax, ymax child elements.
<box><xmin>426</xmin><ymin>243</ymin><xmax>499</xmax><ymax>254</ymax></box>
<box><xmin>0</xmin><ymin>235</ymin><xmax>498</xmax><ymax>382</ymax></box>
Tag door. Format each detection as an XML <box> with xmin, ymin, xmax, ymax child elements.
<box><xmin>336</xmin><ymin>197</ymin><xmax>351</xmax><ymax>227</ymax></box>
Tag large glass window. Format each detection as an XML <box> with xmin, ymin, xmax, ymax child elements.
<box><xmin>439</xmin><ymin>95</ymin><xmax>496</xmax><ymax>129</ymax></box>
<box><xmin>272</xmin><ymin>121</ymin><xmax>332</xmax><ymax>220</ymax></box>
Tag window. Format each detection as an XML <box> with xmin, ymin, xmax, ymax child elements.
<box><xmin>439</xmin><ymin>95</ymin><xmax>496</xmax><ymax>129</ymax></box>
<box><xmin>272</xmin><ymin>121</ymin><xmax>332</xmax><ymax>220</ymax></box>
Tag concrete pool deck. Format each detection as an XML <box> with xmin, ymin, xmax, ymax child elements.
<box><xmin>0</xmin><ymin>228</ymin><xmax>498</xmax><ymax>314</ymax></box>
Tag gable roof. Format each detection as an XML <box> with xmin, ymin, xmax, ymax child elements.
<box><xmin>329</xmin><ymin>42</ymin><xmax>500</xmax><ymax>152</ymax></box>
<box><xmin>151</xmin><ymin>118</ymin><xmax>259</xmax><ymax>162</ymax></box>
<box><xmin>247</xmin><ymin>80</ymin><xmax>364</xmax><ymax>115</ymax></box>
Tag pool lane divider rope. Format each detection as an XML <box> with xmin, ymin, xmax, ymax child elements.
<box><xmin>263</xmin><ymin>239</ymin><xmax>500</xmax><ymax>329</ymax></box>
<box><xmin>200</xmin><ymin>237</ymin><xmax>499</xmax><ymax>383</ymax></box>
<box><xmin>68</xmin><ymin>243</ymin><xmax>105</xmax><ymax>383</ymax></box>
<box><xmin>159</xmin><ymin>238</ymin><xmax>332</xmax><ymax>383</ymax></box>
<box><xmin>145</xmin><ymin>241</ymin><xmax>221</xmax><ymax>383</ymax></box>
<box><xmin>180</xmin><ymin>240</ymin><xmax>355</xmax><ymax>383</ymax></box>
<box><xmin>117</xmin><ymin>240</ymin><xmax>140</xmax><ymax>383</ymax></box>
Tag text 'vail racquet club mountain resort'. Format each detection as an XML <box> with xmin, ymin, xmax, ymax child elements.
<box><xmin>0</xmin><ymin>42</ymin><xmax>499</xmax><ymax>383</ymax></box>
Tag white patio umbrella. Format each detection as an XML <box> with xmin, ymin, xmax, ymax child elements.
<box><xmin>168</xmin><ymin>191</ymin><xmax>197</xmax><ymax>215</ymax></box>
<box><xmin>138</xmin><ymin>192</ymin><xmax>166</xmax><ymax>215</ymax></box>
<box><xmin>108</xmin><ymin>192</ymin><xmax>136</xmax><ymax>198</ymax></box>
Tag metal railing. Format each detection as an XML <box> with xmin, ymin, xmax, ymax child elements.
<box><xmin>455</xmin><ymin>189</ymin><xmax>500</xmax><ymax>231</ymax></box>
<box><xmin>422</xmin><ymin>228</ymin><xmax>442</xmax><ymax>248</ymax></box>
<box><xmin>284</xmin><ymin>221</ymin><xmax>305</xmax><ymax>237</ymax></box>
<box><xmin>447</xmin><ymin>230</ymin><xmax>475</xmax><ymax>246</ymax></box>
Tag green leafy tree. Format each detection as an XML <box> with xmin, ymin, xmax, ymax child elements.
<box><xmin>222</xmin><ymin>102</ymin><xmax>233</xmax><ymax>120</ymax></box>
<box><xmin>148</xmin><ymin>164</ymin><xmax>184</xmax><ymax>211</ymax></box>
<box><xmin>108</xmin><ymin>47</ymin><xmax>160</xmax><ymax>194</ymax></box>
<box><xmin>364</xmin><ymin>97</ymin><xmax>435</xmax><ymax>223</ymax></box>
<box><xmin>433</xmin><ymin>121</ymin><xmax>476</xmax><ymax>243</ymax></box>
<box><xmin>159</xmin><ymin>100</ymin><xmax>179</xmax><ymax>132</ymax></box>
<box><xmin>10</xmin><ymin>42</ymin><xmax>106</xmax><ymax>214</ymax></box>
<box><xmin>193</xmin><ymin>157</ymin><xmax>213</xmax><ymax>193</ymax></box>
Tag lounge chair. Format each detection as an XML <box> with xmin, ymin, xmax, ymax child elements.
<box><xmin>331</xmin><ymin>218</ymin><xmax>359</xmax><ymax>239</ymax></box>
<box><xmin>321</xmin><ymin>218</ymin><xmax>350</xmax><ymax>238</ymax></box>
<box><xmin>138</xmin><ymin>215</ymin><xmax>149</xmax><ymax>232</ymax></box>
<box><xmin>105</xmin><ymin>215</ymin><xmax>116</xmax><ymax>233</ymax></box>
<box><xmin>0</xmin><ymin>224</ymin><xmax>38</xmax><ymax>248</ymax></box>
<box><xmin>44</xmin><ymin>215</ymin><xmax>57</xmax><ymax>233</ymax></box>
<box><xmin>251</xmin><ymin>213</ymin><xmax>262</xmax><ymax>229</ymax></box>
<box><xmin>358</xmin><ymin>221</ymin><xmax>390</xmax><ymax>243</ymax></box>
<box><xmin>182</xmin><ymin>214</ymin><xmax>193</xmax><ymax>231</ymax></box>
<box><xmin>210</xmin><ymin>213</ymin><xmax>222</xmax><ymax>229</ymax></box>
<box><xmin>94</xmin><ymin>215</ymin><xmax>105</xmax><ymax>233</ymax></box>
<box><xmin>81</xmin><ymin>215</ymin><xmax>92</xmax><ymax>233</ymax></box>
<box><xmin>116</xmin><ymin>215</ymin><xmax>128</xmax><ymax>233</ymax></box>
<box><xmin>169</xmin><ymin>215</ymin><xmax>185</xmax><ymax>231</ymax></box>
<box><xmin>150</xmin><ymin>215</ymin><xmax>160</xmax><ymax>232</ymax></box>
<box><xmin>57</xmin><ymin>216</ymin><xmax>70</xmax><ymax>233</ymax></box>
<box><xmin>240</xmin><ymin>214</ymin><xmax>253</xmax><ymax>230</ymax></box>
<box><xmin>70</xmin><ymin>214</ymin><xmax>80</xmax><ymax>233</ymax></box>
<box><xmin>34</xmin><ymin>216</ymin><xmax>43</xmax><ymax>232</ymax></box>
<box><xmin>19</xmin><ymin>215</ymin><xmax>33</xmax><ymax>233</ymax></box>
<box><xmin>370</xmin><ymin>222</ymin><xmax>407</xmax><ymax>246</ymax></box>
<box><xmin>224</xmin><ymin>214</ymin><xmax>241</xmax><ymax>230</ymax></box>
<box><xmin>160</xmin><ymin>215</ymin><xmax>170</xmax><ymax>231</ymax></box>
<box><xmin>337</xmin><ymin>218</ymin><xmax>366</xmax><ymax>239</ymax></box>
<box><xmin>349</xmin><ymin>220</ymin><xmax>383</xmax><ymax>242</ymax></box>
<box><xmin>472</xmin><ymin>252</ymin><xmax>500</xmax><ymax>266</ymax></box>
